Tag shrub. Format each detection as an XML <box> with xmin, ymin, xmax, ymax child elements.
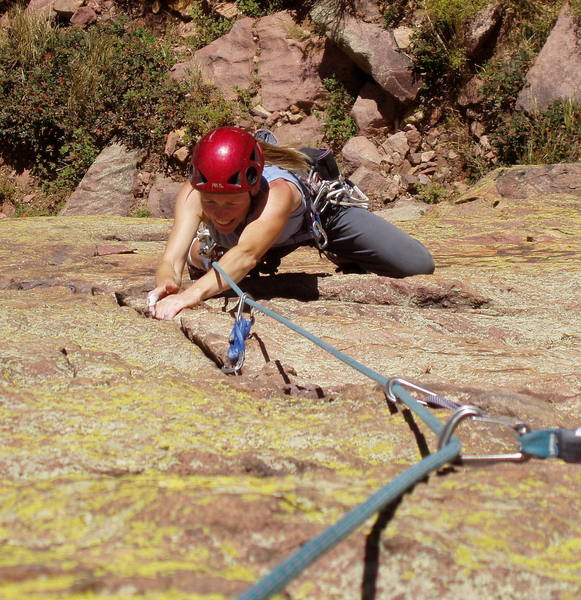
<box><xmin>410</xmin><ymin>0</ymin><xmax>487</xmax><ymax>103</ymax></box>
<box><xmin>188</xmin><ymin>1</ymin><xmax>234</xmax><ymax>51</ymax></box>
<box><xmin>320</xmin><ymin>76</ymin><xmax>357</xmax><ymax>150</ymax></box>
<box><xmin>480</xmin><ymin>50</ymin><xmax>533</xmax><ymax>120</ymax></box>
<box><xmin>415</xmin><ymin>182</ymin><xmax>449</xmax><ymax>204</ymax></box>
<box><xmin>0</xmin><ymin>8</ymin><xmax>237</xmax><ymax>207</ymax></box>
<box><xmin>0</xmin><ymin>177</ymin><xmax>17</xmax><ymax>206</ymax></box>
<box><xmin>182</xmin><ymin>73</ymin><xmax>236</xmax><ymax>144</ymax></box>
<box><xmin>492</xmin><ymin>99</ymin><xmax>581</xmax><ymax>165</ymax></box>
<box><xmin>382</xmin><ymin>0</ymin><xmax>407</xmax><ymax>28</ymax></box>
<box><xmin>237</xmin><ymin>0</ymin><xmax>284</xmax><ymax>18</ymax></box>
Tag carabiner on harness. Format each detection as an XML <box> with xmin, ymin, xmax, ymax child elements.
<box><xmin>222</xmin><ymin>293</ymin><xmax>255</xmax><ymax>375</ymax></box>
<box><xmin>195</xmin><ymin>227</ymin><xmax>225</xmax><ymax>271</ymax></box>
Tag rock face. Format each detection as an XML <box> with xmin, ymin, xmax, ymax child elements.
<box><xmin>0</xmin><ymin>165</ymin><xmax>579</xmax><ymax>598</ymax></box>
<box><xmin>516</xmin><ymin>1</ymin><xmax>581</xmax><ymax>113</ymax></box>
<box><xmin>310</xmin><ymin>1</ymin><xmax>419</xmax><ymax>105</ymax></box>
<box><xmin>175</xmin><ymin>11</ymin><xmax>350</xmax><ymax>115</ymax></box>
<box><xmin>255</xmin><ymin>12</ymin><xmax>327</xmax><ymax>112</ymax></box>
<box><xmin>60</xmin><ymin>143</ymin><xmax>142</xmax><ymax>216</ymax></box>
<box><xmin>186</xmin><ymin>17</ymin><xmax>255</xmax><ymax>102</ymax></box>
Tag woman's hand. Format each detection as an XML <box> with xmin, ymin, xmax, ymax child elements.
<box><xmin>147</xmin><ymin>282</ymin><xmax>179</xmax><ymax>318</ymax></box>
<box><xmin>149</xmin><ymin>286</ymin><xmax>204</xmax><ymax>320</ymax></box>
<box><xmin>151</xmin><ymin>292</ymin><xmax>189</xmax><ymax>320</ymax></box>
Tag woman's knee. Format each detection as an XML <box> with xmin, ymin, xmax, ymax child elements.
<box><xmin>365</xmin><ymin>245</ymin><xmax>435</xmax><ymax>278</ymax></box>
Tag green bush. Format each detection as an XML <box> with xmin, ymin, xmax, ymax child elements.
<box><xmin>492</xmin><ymin>99</ymin><xmax>581</xmax><ymax>165</ymax></box>
<box><xmin>0</xmin><ymin>8</ymin><xmax>237</xmax><ymax>207</ymax></box>
<box><xmin>237</xmin><ymin>0</ymin><xmax>284</xmax><ymax>18</ymax></box>
<box><xmin>321</xmin><ymin>76</ymin><xmax>358</xmax><ymax>150</ymax></box>
<box><xmin>382</xmin><ymin>0</ymin><xmax>407</xmax><ymax>28</ymax></box>
<box><xmin>0</xmin><ymin>177</ymin><xmax>17</xmax><ymax>206</ymax></box>
<box><xmin>480</xmin><ymin>50</ymin><xmax>533</xmax><ymax>120</ymax></box>
<box><xmin>410</xmin><ymin>0</ymin><xmax>487</xmax><ymax>98</ymax></box>
<box><xmin>188</xmin><ymin>1</ymin><xmax>234</xmax><ymax>51</ymax></box>
<box><xmin>415</xmin><ymin>182</ymin><xmax>449</xmax><ymax>204</ymax></box>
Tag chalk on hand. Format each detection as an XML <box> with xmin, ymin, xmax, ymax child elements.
<box><xmin>147</xmin><ymin>293</ymin><xmax>159</xmax><ymax>308</ymax></box>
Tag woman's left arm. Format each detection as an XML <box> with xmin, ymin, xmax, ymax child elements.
<box><xmin>154</xmin><ymin>179</ymin><xmax>300</xmax><ymax>319</ymax></box>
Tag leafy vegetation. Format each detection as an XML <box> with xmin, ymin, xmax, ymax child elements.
<box><xmin>188</xmin><ymin>1</ymin><xmax>234</xmax><ymax>51</ymax></box>
<box><xmin>320</xmin><ymin>76</ymin><xmax>358</xmax><ymax>151</ymax></box>
<box><xmin>0</xmin><ymin>7</ymin><xmax>235</xmax><ymax>208</ymax></box>
<box><xmin>493</xmin><ymin>99</ymin><xmax>581</xmax><ymax>165</ymax></box>
<box><xmin>415</xmin><ymin>182</ymin><xmax>449</xmax><ymax>204</ymax></box>
<box><xmin>237</xmin><ymin>0</ymin><xmax>284</xmax><ymax>18</ymax></box>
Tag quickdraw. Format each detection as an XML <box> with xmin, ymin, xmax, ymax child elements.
<box><xmin>222</xmin><ymin>293</ymin><xmax>254</xmax><ymax>375</ymax></box>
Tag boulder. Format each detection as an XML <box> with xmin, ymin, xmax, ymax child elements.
<box><xmin>173</xmin><ymin>18</ymin><xmax>255</xmax><ymax>99</ymax></box>
<box><xmin>494</xmin><ymin>163</ymin><xmax>581</xmax><ymax>199</ymax></box>
<box><xmin>464</xmin><ymin>2</ymin><xmax>503</xmax><ymax>60</ymax></box>
<box><xmin>381</xmin><ymin>131</ymin><xmax>410</xmax><ymax>166</ymax></box>
<box><xmin>458</xmin><ymin>75</ymin><xmax>485</xmax><ymax>108</ymax></box>
<box><xmin>516</xmin><ymin>2</ymin><xmax>581</xmax><ymax>113</ymax></box>
<box><xmin>311</xmin><ymin>1</ymin><xmax>419</xmax><ymax>105</ymax></box>
<box><xmin>273</xmin><ymin>114</ymin><xmax>324</xmax><ymax>147</ymax></box>
<box><xmin>52</xmin><ymin>0</ymin><xmax>82</xmax><ymax>19</ymax></box>
<box><xmin>348</xmin><ymin>165</ymin><xmax>398</xmax><ymax>201</ymax></box>
<box><xmin>404</xmin><ymin>124</ymin><xmax>422</xmax><ymax>152</ymax></box>
<box><xmin>341</xmin><ymin>136</ymin><xmax>384</xmax><ymax>170</ymax></box>
<box><xmin>146</xmin><ymin>176</ymin><xmax>182</xmax><ymax>219</ymax></box>
<box><xmin>350</xmin><ymin>82</ymin><xmax>396</xmax><ymax>134</ymax></box>
<box><xmin>256</xmin><ymin>12</ymin><xmax>328</xmax><ymax>112</ymax></box>
<box><xmin>393</xmin><ymin>26</ymin><xmax>413</xmax><ymax>50</ymax></box>
<box><xmin>70</xmin><ymin>6</ymin><xmax>97</xmax><ymax>26</ymax></box>
<box><xmin>60</xmin><ymin>143</ymin><xmax>142</xmax><ymax>216</ymax></box>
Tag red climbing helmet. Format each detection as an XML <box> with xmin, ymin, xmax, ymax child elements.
<box><xmin>189</xmin><ymin>127</ymin><xmax>264</xmax><ymax>195</ymax></box>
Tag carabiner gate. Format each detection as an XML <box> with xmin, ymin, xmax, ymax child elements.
<box><xmin>438</xmin><ymin>405</ymin><xmax>532</xmax><ymax>464</ymax></box>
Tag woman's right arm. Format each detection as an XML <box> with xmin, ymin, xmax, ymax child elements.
<box><xmin>149</xmin><ymin>181</ymin><xmax>202</xmax><ymax>308</ymax></box>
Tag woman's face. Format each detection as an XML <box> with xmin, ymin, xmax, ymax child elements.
<box><xmin>200</xmin><ymin>191</ymin><xmax>252</xmax><ymax>234</ymax></box>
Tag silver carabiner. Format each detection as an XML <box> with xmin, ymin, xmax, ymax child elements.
<box><xmin>385</xmin><ymin>378</ymin><xmax>436</xmax><ymax>406</ymax></box>
<box><xmin>234</xmin><ymin>293</ymin><xmax>254</xmax><ymax>324</ymax></box>
<box><xmin>221</xmin><ymin>350</ymin><xmax>245</xmax><ymax>375</ymax></box>
<box><xmin>312</xmin><ymin>220</ymin><xmax>328</xmax><ymax>250</ymax></box>
<box><xmin>438</xmin><ymin>406</ymin><xmax>532</xmax><ymax>464</ymax></box>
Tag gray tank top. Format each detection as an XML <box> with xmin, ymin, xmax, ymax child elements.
<box><xmin>207</xmin><ymin>165</ymin><xmax>313</xmax><ymax>249</ymax></box>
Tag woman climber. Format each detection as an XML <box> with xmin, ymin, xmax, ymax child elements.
<box><xmin>149</xmin><ymin>126</ymin><xmax>435</xmax><ymax>320</ymax></box>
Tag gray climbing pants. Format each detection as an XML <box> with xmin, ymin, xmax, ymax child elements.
<box><xmin>321</xmin><ymin>205</ymin><xmax>435</xmax><ymax>277</ymax></box>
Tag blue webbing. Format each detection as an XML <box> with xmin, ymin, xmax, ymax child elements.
<box><xmin>210</xmin><ymin>262</ymin><xmax>461</xmax><ymax>599</ymax></box>
<box><xmin>227</xmin><ymin>317</ymin><xmax>253</xmax><ymax>363</ymax></box>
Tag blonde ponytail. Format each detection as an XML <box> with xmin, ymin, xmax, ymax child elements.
<box><xmin>258</xmin><ymin>141</ymin><xmax>311</xmax><ymax>174</ymax></box>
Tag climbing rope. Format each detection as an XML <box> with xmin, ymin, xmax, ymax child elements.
<box><xmin>208</xmin><ymin>261</ymin><xmax>580</xmax><ymax>599</ymax></box>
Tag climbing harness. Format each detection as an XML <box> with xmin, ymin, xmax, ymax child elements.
<box><xmin>299</xmin><ymin>147</ymin><xmax>369</xmax><ymax>250</ymax></box>
<box><xmin>207</xmin><ymin>261</ymin><xmax>580</xmax><ymax>600</ymax></box>
<box><xmin>254</xmin><ymin>130</ymin><xmax>370</xmax><ymax>251</ymax></box>
<box><xmin>222</xmin><ymin>293</ymin><xmax>254</xmax><ymax>375</ymax></box>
